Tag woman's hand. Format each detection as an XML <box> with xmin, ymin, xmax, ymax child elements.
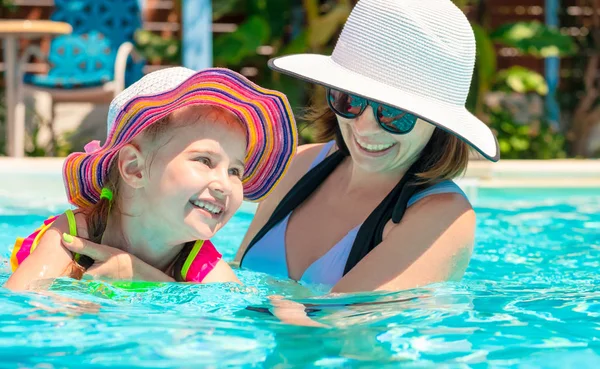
<box><xmin>269</xmin><ymin>295</ymin><xmax>327</xmax><ymax>327</ymax></box>
<box><xmin>61</xmin><ymin>234</ymin><xmax>175</xmax><ymax>282</ymax></box>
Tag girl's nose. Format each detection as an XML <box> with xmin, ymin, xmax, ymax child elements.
<box><xmin>208</xmin><ymin>169</ymin><xmax>232</xmax><ymax>198</ymax></box>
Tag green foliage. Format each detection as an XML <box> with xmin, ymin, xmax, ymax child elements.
<box><xmin>134</xmin><ymin>30</ymin><xmax>181</xmax><ymax>65</ymax></box>
<box><xmin>463</xmin><ymin>17</ymin><xmax>576</xmax><ymax>158</ymax></box>
<box><xmin>213</xmin><ymin>0</ymin><xmax>297</xmax><ymax>68</ymax></box>
<box><xmin>494</xmin><ymin>66</ymin><xmax>548</xmax><ymax>95</ymax></box>
<box><xmin>0</xmin><ymin>88</ymin><xmax>5</xmax><ymax>156</ymax></box>
<box><xmin>212</xmin><ymin>0</ymin><xmax>350</xmax><ymax>143</ymax></box>
<box><xmin>212</xmin><ymin>0</ymin><xmax>351</xmax><ymax>62</ymax></box>
<box><xmin>213</xmin><ymin>16</ymin><xmax>271</xmax><ymax>66</ymax></box>
<box><xmin>1</xmin><ymin>0</ymin><xmax>17</xmax><ymax>11</ymax></box>
<box><xmin>0</xmin><ymin>1</ymin><xmax>583</xmax><ymax>157</ymax></box>
<box><xmin>483</xmin><ymin>65</ymin><xmax>564</xmax><ymax>159</ymax></box>
<box><xmin>467</xmin><ymin>23</ymin><xmax>497</xmax><ymax>114</ymax></box>
<box><xmin>469</xmin><ymin>20</ymin><xmax>576</xmax><ymax>113</ymax></box>
<box><xmin>212</xmin><ymin>0</ymin><xmax>244</xmax><ymax>21</ymax></box>
<box><xmin>486</xmin><ymin>98</ymin><xmax>566</xmax><ymax>159</ymax></box>
<box><xmin>491</xmin><ymin>21</ymin><xmax>578</xmax><ymax>58</ymax></box>
<box><xmin>24</xmin><ymin>110</ymin><xmax>72</xmax><ymax>157</ymax></box>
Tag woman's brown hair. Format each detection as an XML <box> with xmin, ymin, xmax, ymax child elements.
<box><xmin>302</xmin><ymin>94</ymin><xmax>471</xmax><ymax>184</ymax></box>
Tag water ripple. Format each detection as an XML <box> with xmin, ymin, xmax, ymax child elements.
<box><xmin>0</xmin><ymin>189</ymin><xmax>598</xmax><ymax>367</ymax></box>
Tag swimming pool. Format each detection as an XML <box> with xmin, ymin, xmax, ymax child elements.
<box><xmin>0</xmin><ymin>169</ymin><xmax>599</xmax><ymax>368</ymax></box>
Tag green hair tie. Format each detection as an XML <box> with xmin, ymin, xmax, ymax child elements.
<box><xmin>100</xmin><ymin>187</ymin><xmax>113</xmax><ymax>202</ymax></box>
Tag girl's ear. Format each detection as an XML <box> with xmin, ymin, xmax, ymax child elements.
<box><xmin>117</xmin><ymin>144</ymin><xmax>147</xmax><ymax>189</ymax></box>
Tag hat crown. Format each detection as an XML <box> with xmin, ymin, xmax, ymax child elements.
<box><xmin>331</xmin><ymin>0</ymin><xmax>476</xmax><ymax>105</ymax></box>
<box><xmin>107</xmin><ymin>67</ymin><xmax>197</xmax><ymax>133</ymax></box>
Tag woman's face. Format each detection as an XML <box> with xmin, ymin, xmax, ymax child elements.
<box><xmin>337</xmin><ymin>105</ymin><xmax>436</xmax><ymax>174</ymax></box>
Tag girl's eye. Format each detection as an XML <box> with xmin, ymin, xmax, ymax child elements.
<box><xmin>197</xmin><ymin>157</ymin><xmax>212</xmax><ymax>167</ymax></box>
<box><xmin>229</xmin><ymin>168</ymin><xmax>243</xmax><ymax>179</ymax></box>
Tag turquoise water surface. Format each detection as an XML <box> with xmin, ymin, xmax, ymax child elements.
<box><xmin>0</xmin><ymin>185</ymin><xmax>598</xmax><ymax>368</ymax></box>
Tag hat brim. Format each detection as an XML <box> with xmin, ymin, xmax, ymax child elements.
<box><xmin>63</xmin><ymin>68</ymin><xmax>297</xmax><ymax>208</ymax></box>
<box><xmin>269</xmin><ymin>54</ymin><xmax>499</xmax><ymax>162</ymax></box>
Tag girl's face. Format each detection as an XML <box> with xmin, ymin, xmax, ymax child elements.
<box><xmin>337</xmin><ymin>105</ymin><xmax>435</xmax><ymax>175</ymax></box>
<box><xmin>135</xmin><ymin>107</ymin><xmax>247</xmax><ymax>242</ymax></box>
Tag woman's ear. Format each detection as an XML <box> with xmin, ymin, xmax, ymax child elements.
<box><xmin>117</xmin><ymin>144</ymin><xmax>147</xmax><ymax>189</ymax></box>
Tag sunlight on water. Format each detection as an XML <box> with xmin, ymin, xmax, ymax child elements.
<box><xmin>0</xmin><ymin>185</ymin><xmax>599</xmax><ymax>368</ymax></box>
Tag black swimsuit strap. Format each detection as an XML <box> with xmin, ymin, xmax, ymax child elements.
<box><xmin>240</xmin><ymin>149</ymin><xmax>346</xmax><ymax>265</ymax></box>
<box><xmin>240</xmin><ymin>147</ymin><xmax>431</xmax><ymax>276</ymax></box>
<box><xmin>343</xmin><ymin>159</ymin><xmax>430</xmax><ymax>274</ymax></box>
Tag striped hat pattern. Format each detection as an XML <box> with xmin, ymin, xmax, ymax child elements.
<box><xmin>63</xmin><ymin>67</ymin><xmax>297</xmax><ymax>208</ymax></box>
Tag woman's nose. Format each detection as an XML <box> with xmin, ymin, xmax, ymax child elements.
<box><xmin>352</xmin><ymin>105</ymin><xmax>380</xmax><ymax>135</ymax></box>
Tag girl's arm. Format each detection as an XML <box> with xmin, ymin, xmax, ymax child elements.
<box><xmin>4</xmin><ymin>213</ymin><xmax>79</xmax><ymax>291</ymax></box>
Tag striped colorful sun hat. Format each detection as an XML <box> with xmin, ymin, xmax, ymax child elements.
<box><xmin>63</xmin><ymin>67</ymin><xmax>297</xmax><ymax>208</ymax></box>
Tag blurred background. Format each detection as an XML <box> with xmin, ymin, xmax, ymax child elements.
<box><xmin>0</xmin><ymin>0</ymin><xmax>598</xmax><ymax>160</ymax></box>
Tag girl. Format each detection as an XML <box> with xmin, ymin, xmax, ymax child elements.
<box><xmin>5</xmin><ymin>67</ymin><xmax>297</xmax><ymax>290</ymax></box>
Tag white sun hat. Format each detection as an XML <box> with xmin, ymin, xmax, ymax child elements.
<box><xmin>268</xmin><ymin>0</ymin><xmax>500</xmax><ymax>161</ymax></box>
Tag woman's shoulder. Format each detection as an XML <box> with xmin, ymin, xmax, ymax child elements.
<box><xmin>407</xmin><ymin>180</ymin><xmax>470</xmax><ymax>208</ymax></box>
<box><xmin>385</xmin><ymin>189</ymin><xmax>475</xmax><ymax>241</ymax></box>
<box><xmin>409</xmin><ymin>181</ymin><xmax>474</xmax><ymax>220</ymax></box>
<box><xmin>295</xmin><ymin>142</ymin><xmax>334</xmax><ymax>166</ymax></box>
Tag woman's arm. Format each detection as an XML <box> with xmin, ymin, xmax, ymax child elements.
<box><xmin>332</xmin><ymin>193</ymin><xmax>476</xmax><ymax>293</ymax></box>
<box><xmin>269</xmin><ymin>296</ymin><xmax>327</xmax><ymax>327</ymax></box>
<box><xmin>5</xmin><ymin>213</ymin><xmax>78</xmax><ymax>291</ymax></box>
<box><xmin>60</xmin><ymin>236</ymin><xmax>240</xmax><ymax>284</ymax></box>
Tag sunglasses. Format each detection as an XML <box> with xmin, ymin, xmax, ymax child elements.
<box><xmin>326</xmin><ymin>88</ymin><xmax>418</xmax><ymax>135</ymax></box>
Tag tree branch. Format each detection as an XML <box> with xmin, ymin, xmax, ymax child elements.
<box><xmin>592</xmin><ymin>0</ymin><xmax>600</xmax><ymax>28</ymax></box>
<box><xmin>303</xmin><ymin>0</ymin><xmax>319</xmax><ymax>24</ymax></box>
<box><xmin>583</xmin><ymin>55</ymin><xmax>599</xmax><ymax>92</ymax></box>
<box><xmin>589</xmin><ymin>105</ymin><xmax>600</xmax><ymax>125</ymax></box>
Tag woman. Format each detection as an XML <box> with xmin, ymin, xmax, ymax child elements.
<box><xmin>234</xmin><ymin>0</ymin><xmax>499</xmax><ymax>293</ymax></box>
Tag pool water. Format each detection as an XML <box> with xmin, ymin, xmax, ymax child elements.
<box><xmin>0</xmin><ymin>185</ymin><xmax>599</xmax><ymax>368</ymax></box>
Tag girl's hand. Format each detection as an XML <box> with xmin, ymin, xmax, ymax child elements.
<box><xmin>61</xmin><ymin>234</ymin><xmax>174</xmax><ymax>282</ymax></box>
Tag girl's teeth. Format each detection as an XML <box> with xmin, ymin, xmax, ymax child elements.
<box><xmin>193</xmin><ymin>201</ymin><xmax>221</xmax><ymax>214</ymax></box>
